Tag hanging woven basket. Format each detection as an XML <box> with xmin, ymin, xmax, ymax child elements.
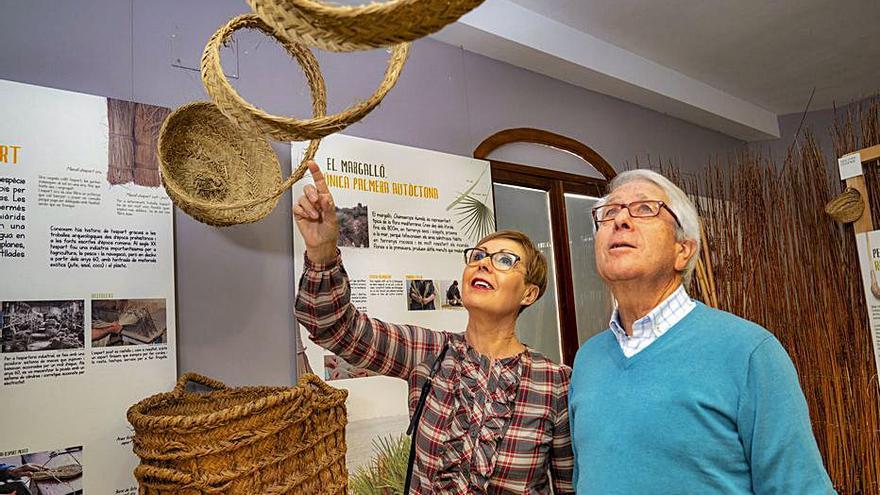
<box><xmin>202</xmin><ymin>14</ymin><xmax>410</xmax><ymax>142</ymax></box>
<box><xmin>246</xmin><ymin>0</ymin><xmax>485</xmax><ymax>52</ymax></box>
<box><xmin>128</xmin><ymin>373</ymin><xmax>348</xmax><ymax>495</ymax></box>
<box><xmin>824</xmin><ymin>187</ymin><xmax>864</xmax><ymax>224</ymax></box>
<box><xmin>157</xmin><ymin>101</ymin><xmax>298</xmax><ymax>226</ymax></box>
<box><xmin>159</xmin><ymin>14</ymin><xmax>328</xmax><ymax>226</ymax></box>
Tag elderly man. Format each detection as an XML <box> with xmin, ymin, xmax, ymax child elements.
<box><xmin>569</xmin><ymin>169</ymin><xmax>835</xmax><ymax>494</ymax></box>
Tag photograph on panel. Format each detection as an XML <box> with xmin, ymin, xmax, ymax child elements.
<box><xmin>91</xmin><ymin>298</ymin><xmax>167</xmax><ymax>347</ymax></box>
<box><xmin>324</xmin><ymin>354</ymin><xmax>379</xmax><ymax>381</ymax></box>
<box><xmin>1</xmin><ymin>300</ymin><xmax>85</xmax><ymax>353</ymax></box>
<box><xmin>336</xmin><ymin>203</ymin><xmax>370</xmax><ymax>248</ymax></box>
<box><xmin>0</xmin><ymin>445</ymin><xmax>83</xmax><ymax>495</ymax></box>
<box><xmin>106</xmin><ymin>98</ymin><xmax>170</xmax><ymax>188</ymax></box>
<box><xmin>406</xmin><ymin>279</ymin><xmax>437</xmax><ymax>311</ymax></box>
<box><xmin>438</xmin><ymin>280</ymin><xmax>463</xmax><ymax>310</ymax></box>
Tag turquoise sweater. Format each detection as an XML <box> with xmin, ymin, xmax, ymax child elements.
<box><xmin>570</xmin><ymin>302</ymin><xmax>835</xmax><ymax>494</ymax></box>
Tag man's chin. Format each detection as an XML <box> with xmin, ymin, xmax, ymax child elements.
<box><xmin>597</xmin><ymin>269</ymin><xmax>645</xmax><ymax>284</ymax></box>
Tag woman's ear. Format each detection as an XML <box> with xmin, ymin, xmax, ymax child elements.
<box><xmin>521</xmin><ymin>283</ymin><xmax>539</xmax><ymax>307</ymax></box>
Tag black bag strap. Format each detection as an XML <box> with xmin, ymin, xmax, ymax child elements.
<box><xmin>403</xmin><ymin>339</ymin><xmax>450</xmax><ymax>494</ymax></box>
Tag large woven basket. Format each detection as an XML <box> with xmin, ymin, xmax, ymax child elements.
<box><xmin>128</xmin><ymin>373</ymin><xmax>348</xmax><ymax>495</ymax></box>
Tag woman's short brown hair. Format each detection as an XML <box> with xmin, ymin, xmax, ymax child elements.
<box><xmin>475</xmin><ymin>229</ymin><xmax>548</xmax><ymax>309</ymax></box>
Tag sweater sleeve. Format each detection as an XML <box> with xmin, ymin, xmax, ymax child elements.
<box><xmin>294</xmin><ymin>250</ymin><xmax>446</xmax><ymax>379</ymax></box>
<box><xmin>736</xmin><ymin>336</ymin><xmax>836</xmax><ymax>495</ymax></box>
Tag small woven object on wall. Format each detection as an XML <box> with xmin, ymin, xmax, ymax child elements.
<box><xmin>128</xmin><ymin>373</ymin><xmax>349</xmax><ymax>495</ymax></box>
<box><xmin>824</xmin><ymin>187</ymin><xmax>864</xmax><ymax>224</ymax></box>
<box><xmin>107</xmin><ymin>98</ymin><xmax>136</xmax><ymax>185</ymax></box>
<box><xmin>247</xmin><ymin>0</ymin><xmax>485</xmax><ymax>52</ymax></box>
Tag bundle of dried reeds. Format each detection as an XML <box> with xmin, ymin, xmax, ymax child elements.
<box><xmin>107</xmin><ymin>98</ymin><xmax>135</xmax><ymax>185</ymax></box>
<box><xmin>133</xmin><ymin>103</ymin><xmax>171</xmax><ymax>187</ymax></box>
<box><xmin>661</xmin><ymin>130</ymin><xmax>880</xmax><ymax>494</ymax></box>
<box><xmin>833</xmin><ymin>97</ymin><xmax>880</xmax><ymax>225</ymax></box>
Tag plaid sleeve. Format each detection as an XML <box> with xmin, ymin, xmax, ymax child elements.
<box><xmin>550</xmin><ymin>365</ymin><xmax>575</xmax><ymax>494</ymax></box>
<box><xmin>294</xmin><ymin>250</ymin><xmax>445</xmax><ymax>380</ymax></box>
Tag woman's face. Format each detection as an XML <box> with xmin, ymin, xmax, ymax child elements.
<box><xmin>461</xmin><ymin>238</ymin><xmax>538</xmax><ymax>317</ymax></box>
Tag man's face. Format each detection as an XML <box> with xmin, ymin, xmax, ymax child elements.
<box><xmin>594</xmin><ymin>181</ymin><xmax>690</xmax><ymax>285</ymax></box>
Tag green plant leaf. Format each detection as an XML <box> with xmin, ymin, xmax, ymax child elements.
<box><xmin>350</xmin><ymin>434</ymin><xmax>411</xmax><ymax>495</ymax></box>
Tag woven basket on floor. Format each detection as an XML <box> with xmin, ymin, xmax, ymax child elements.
<box><xmin>202</xmin><ymin>14</ymin><xmax>410</xmax><ymax>142</ymax></box>
<box><xmin>246</xmin><ymin>0</ymin><xmax>485</xmax><ymax>52</ymax></box>
<box><xmin>128</xmin><ymin>373</ymin><xmax>348</xmax><ymax>495</ymax></box>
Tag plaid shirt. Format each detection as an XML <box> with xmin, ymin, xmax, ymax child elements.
<box><xmin>295</xmin><ymin>253</ymin><xmax>574</xmax><ymax>494</ymax></box>
<box><xmin>609</xmin><ymin>284</ymin><xmax>695</xmax><ymax>357</ymax></box>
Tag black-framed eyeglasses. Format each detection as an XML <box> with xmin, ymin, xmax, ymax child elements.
<box><xmin>463</xmin><ymin>247</ymin><xmax>521</xmax><ymax>271</ymax></box>
<box><xmin>591</xmin><ymin>200</ymin><xmax>681</xmax><ymax>227</ymax></box>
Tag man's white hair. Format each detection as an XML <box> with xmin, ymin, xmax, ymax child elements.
<box><xmin>597</xmin><ymin>169</ymin><xmax>702</xmax><ymax>286</ymax></box>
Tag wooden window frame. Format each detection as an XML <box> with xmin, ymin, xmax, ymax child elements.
<box><xmin>475</xmin><ymin>128</ymin><xmax>616</xmax><ymax>366</ymax></box>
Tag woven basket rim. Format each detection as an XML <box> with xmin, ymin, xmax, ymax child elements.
<box><xmin>202</xmin><ymin>13</ymin><xmax>408</xmax><ymax>142</ymax></box>
<box><xmin>128</xmin><ymin>373</ymin><xmax>346</xmax><ymax>431</ymax></box>
<box><xmin>247</xmin><ymin>0</ymin><xmax>485</xmax><ymax>52</ymax></box>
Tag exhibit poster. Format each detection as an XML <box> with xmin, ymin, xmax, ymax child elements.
<box><xmin>856</xmin><ymin>229</ymin><xmax>880</xmax><ymax>380</ymax></box>
<box><xmin>0</xmin><ymin>79</ymin><xmax>177</xmax><ymax>494</ymax></box>
<box><xmin>291</xmin><ymin>134</ymin><xmax>493</xmax><ymax>470</ymax></box>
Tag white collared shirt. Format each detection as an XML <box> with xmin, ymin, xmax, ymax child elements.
<box><xmin>609</xmin><ymin>285</ymin><xmax>696</xmax><ymax>357</ymax></box>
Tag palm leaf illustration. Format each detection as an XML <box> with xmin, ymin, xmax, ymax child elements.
<box><xmin>453</xmin><ymin>193</ymin><xmax>495</xmax><ymax>241</ymax></box>
<box><xmin>446</xmin><ymin>166</ymin><xmax>489</xmax><ymax>211</ymax></box>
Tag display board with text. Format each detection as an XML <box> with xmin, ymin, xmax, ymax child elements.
<box><xmin>0</xmin><ymin>80</ymin><xmax>176</xmax><ymax>494</ymax></box>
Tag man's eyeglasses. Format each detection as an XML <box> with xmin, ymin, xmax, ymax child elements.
<box><xmin>463</xmin><ymin>248</ymin><xmax>521</xmax><ymax>271</ymax></box>
<box><xmin>591</xmin><ymin>200</ymin><xmax>681</xmax><ymax>227</ymax></box>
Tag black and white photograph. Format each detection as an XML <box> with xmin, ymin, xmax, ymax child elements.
<box><xmin>0</xmin><ymin>445</ymin><xmax>83</xmax><ymax>495</ymax></box>
<box><xmin>1</xmin><ymin>301</ymin><xmax>85</xmax><ymax>353</ymax></box>
<box><xmin>336</xmin><ymin>203</ymin><xmax>370</xmax><ymax>248</ymax></box>
<box><xmin>406</xmin><ymin>279</ymin><xmax>437</xmax><ymax>311</ymax></box>
<box><xmin>91</xmin><ymin>298</ymin><xmax>167</xmax><ymax>347</ymax></box>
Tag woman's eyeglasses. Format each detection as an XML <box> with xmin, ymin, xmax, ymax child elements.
<box><xmin>463</xmin><ymin>248</ymin><xmax>521</xmax><ymax>271</ymax></box>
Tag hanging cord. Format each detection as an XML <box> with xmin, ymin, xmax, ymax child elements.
<box><xmin>403</xmin><ymin>340</ymin><xmax>449</xmax><ymax>494</ymax></box>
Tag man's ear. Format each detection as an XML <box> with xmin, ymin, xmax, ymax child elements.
<box><xmin>674</xmin><ymin>238</ymin><xmax>698</xmax><ymax>272</ymax></box>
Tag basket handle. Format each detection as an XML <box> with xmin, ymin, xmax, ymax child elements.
<box><xmin>173</xmin><ymin>373</ymin><xmax>228</xmax><ymax>394</ymax></box>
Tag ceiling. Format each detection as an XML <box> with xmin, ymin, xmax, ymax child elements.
<box><xmin>433</xmin><ymin>0</ymin><xmax>880</xmax><ymax>141</ymax></box>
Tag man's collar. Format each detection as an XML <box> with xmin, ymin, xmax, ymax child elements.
<box><xmin>609</xmin><ymin>284</ymin><xmax>690</xmax><ymax>338</ymax></box>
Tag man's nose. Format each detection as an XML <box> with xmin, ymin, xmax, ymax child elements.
<box><xmin>612</xmin><ymin>207</ymin><xmax>633</xmax><ymax>230</ymax></box>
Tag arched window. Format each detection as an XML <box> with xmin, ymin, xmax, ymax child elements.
<box><xmin>475</xmin><ymin>128</ymin><xmax>615</xmax><ymax>365</ymax></box>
